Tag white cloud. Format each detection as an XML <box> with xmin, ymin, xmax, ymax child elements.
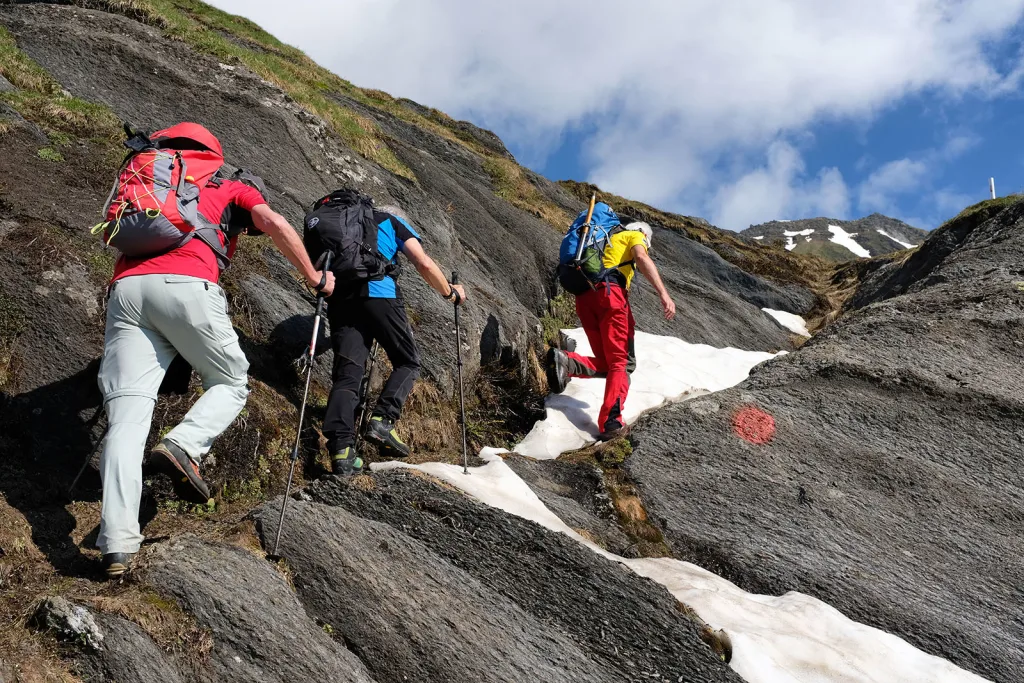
<box><xmin>208</xmin><ymin>0</ymin><xmax>1024</xmax><ymax>228</ymax></box>
<box><xmin>710</xmin><ymin>142</ymin><xmax>851</xmax><ymax>228</ymax></box>
<box><xmin>857</xmin><ymin>134</ymin><xmax>980</xmax><ymax>215</ymax></box>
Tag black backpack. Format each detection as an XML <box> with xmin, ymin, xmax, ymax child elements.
<box><xmin>304</xmin><ymin>189</ymin><xmax>396</xmax><ymax>283</ymax></box>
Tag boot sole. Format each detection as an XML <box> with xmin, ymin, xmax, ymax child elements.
<box><xmin>105</xmin><ymin>562</ymin><xmax>128</xmax><ymax>579</ymax></box>
<box><xmin>152</xmin><ymin>445</ymin><xmax>212</xmax><ymax>504</ymax></box>
<box><xmin>545</xmin><ymin>348</ymin><xmax>569</xmax><ymax>394</ymax></box>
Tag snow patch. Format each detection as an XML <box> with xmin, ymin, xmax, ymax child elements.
<box><xmin>876</xmin><ymin>228</ymin><xmax>915</xmax><ymax>250</ymax></box>
<box><xmin>513</xmin><ymin>330</ymin><xmax>779</xmax><ymax>459</ymax></box>
<box><xmin>762</xmin><ymin>309</ymin><xmax>810</xmax><ymax>337</ymax></box>
<box><xmin>753</xmin><ymin>235</ymin><xmax>764</xmax><ymax>240</ymax></box>
<box><xmin>379</xmin><ymin>452</ymin><xmax>985</xmax><ymax>683</ymax></box>
<box><xmin>827</xmin><ymin>225</ymin><xmax>871</xmax><ymax>258</ymax></box>
<box><xmin>782</xmin><ymin>229</ymin><xmax>814</xmax><ymax>251</ymax></box>
<box><xmin>376</xmin><ymin>329</ymin><xmax>984</xmax><ymax>682</ymax></box>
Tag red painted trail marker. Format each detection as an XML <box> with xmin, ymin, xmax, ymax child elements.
<box><xmin>733</xmin><ymin>406</ymin><xmax>776</xmax><ymax>445</ymax></box>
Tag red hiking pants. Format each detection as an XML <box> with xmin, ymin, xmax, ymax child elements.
<box><xmin>567</xmin><ymin>283</ymin><xmax>635</xmax><ymax>432</ymax></box>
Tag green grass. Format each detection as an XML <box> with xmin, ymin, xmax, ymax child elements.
<box><xmin>937</xmin><ymin>195</ymin><xmax>1022</xmax><ymax>232</ymax></box>
<box><xmin>36</xmin><ymin>147</ymin><xmax>64</xmax><ymax>163</ymax></box>
<box><xmin>0</xmin><ymin>27</ymin><xmax>122</xmax><ymax>164</ymax></box>
<box><xmin>483</xmin><ymin>157</ymin><xmax>569</xmax><ymax>230</ymax></box>
<box><xmin>539</xmin><ymin>292</ymin><xmax>577</xmax><ymax>347</ymax></box>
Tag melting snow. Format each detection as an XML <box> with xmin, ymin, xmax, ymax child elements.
<box><xmin>782</xmin><ymin>229</ymin><xmax>815</xmax><ymax>251</ymax></box>
<box><xmin>375</xmin><ymin>328</ymin><xmax>988</xmax><ymax>683</ymax></box>
<box><xmin>753</xmin><ymin>236</ymin><xmax>765</xmax><ymax>240</ymax></box>
<box><xmin>876</xmin><ymin>228</ymin><xmax>915</xmax><ymax>250</ymax></box>
<box><xmin>827</xmin><ymin>225</ymin><xmax>871</xmax><ymax>258</ymax></box>
<box><xmin>514</xmin><ymin>330</ymin><xmax>779</xmax><ymax>459</ymax></box>
<box><xmin>762</xmin><ymin>309</ymin><xmax>811</xmax><ymax>337</ymax></box>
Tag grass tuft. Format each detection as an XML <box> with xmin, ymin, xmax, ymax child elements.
<box><xmin>36</xmin><ymin>147</ymin><xmax>64</xmax><ymax>163</ymax></box>
<box><xmin>484</xmin><ymin>157</ymin><xmax>569</xmax><ymax>230</ymax></box>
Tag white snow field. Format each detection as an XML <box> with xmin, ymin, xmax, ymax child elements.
<box><xmin>375</xmin><ymin>328</ymin><xmax>989</xmax><ymax>683</ymax></box>
<box><xmin>762</xmin><ymin>309</ymin><xmax>811</xmax><ymax>337</ymax></box>
<box><xmin>753</xmin><ymin>235</ymin><xmax>764</xmax><ymax>240</ymax></box>
<box><xmin>782</xmin><ymin>229</ymin><xmax>815</xmax><ymax>251</ymax></box>
<box><xmin>827</xmin><ymin>225</ymin><xmax>871</xmax><ymax>258</ymax></box>
<box><xmin>876</xmin><ymin>228</ymin><xmax>915</xmax><ymax>250</ymax></box>
<box><xmin>513</xmin><ymin>330</ymin><xmax>779</xmax><ymax>459</ymax></box>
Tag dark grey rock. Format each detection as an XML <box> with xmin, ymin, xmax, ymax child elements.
<box><xmin>0</xmin><ymin>73</ymin><xmax>14</xmax><ymax>93</ymax></box>
<box><xmin>146</xmin><ymin>535</ymin><xmax>376</xmax><ymax>683</ymax></box>
<box><xmin>284</xmin><ymin>471</ymin><xmax>742</xmax><ymax>682</ymax></box>
<box><xmin>628</xmin><ymin>200</ymin><xmax>1024</xmax><ymax>682</ymax></box>
<box><xmin>504</xmin><ymin>453</ymin><xmax>634</xmax><ymax>555</ymax></box>
<box><xmin>32</xmin><ymin>597</ymin><xmax>187</xmax><ymax>682</ymax></box>
<box><xmin>256</xmin><ymin>497</ymin><xmax>618</xmax><ymax>683</ymax></box>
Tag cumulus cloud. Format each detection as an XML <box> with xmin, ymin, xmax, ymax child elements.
<box><xmin>857</xmin><ymin>134</ymin><xmax>980</xmax><ymax>215</ymax></box>
<box><xmin>210</xmin><ymin>0</ymin><xmax>1024</xmax><ymax>228</ymax></box>
<box><xmin>710</xmin><ymin>142</ymin><xmax>851</xmax><ymax>228</ymax></box>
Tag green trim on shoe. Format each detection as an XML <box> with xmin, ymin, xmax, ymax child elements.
<box><xmin>364</xmin><ymin>416</ymin><xmax>410</xmax><ymax>458</ymax></box>
<box><xmin>331</xmin><ymin>447</ymin><xmax>365</xmax><ymax>477</ymax></box>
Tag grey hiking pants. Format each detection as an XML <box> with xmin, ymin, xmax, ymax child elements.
<box><xmin>96</xmin><ymin>274</ymin><xmax>249</xmax><ymax>554</ymax></box>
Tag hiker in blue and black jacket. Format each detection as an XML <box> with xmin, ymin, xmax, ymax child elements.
<box><xmin>303</xmin><ymin>189</ymin><xmax>466</xmax><ymax>476</ymax></box>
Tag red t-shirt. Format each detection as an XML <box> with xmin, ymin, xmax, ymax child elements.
<box><xmin>111</xmin><ymin>180</ymin><xmax>267</xmax><ymax>284</ymax></box>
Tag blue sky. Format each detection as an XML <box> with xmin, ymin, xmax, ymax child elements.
<box><xmin>211</xmin><ymin>0</ymin><xmax>1024</xmax><ymax>231</ymax></box>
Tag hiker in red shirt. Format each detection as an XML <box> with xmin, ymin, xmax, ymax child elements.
<box><xmin>94</xmin><ymin>123</ymin><xmax>334</xmax><ymax>578</ymax></box>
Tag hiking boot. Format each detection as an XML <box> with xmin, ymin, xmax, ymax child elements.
<box><xmin>546</xmin><ymin>347</ymin><xmax>570</xmax><ymax>394</ymax></box>
<box><xmin>363</xmin><ymin>416</ymin><xmax>410</xmax><ymax>458</ymax></box>
<box><xmin>557</xmin><ymin>331</ymin><xmax>577</xmax><ymax>353</ymax></box>
<box><xmin>331</xmin><ymin>447</ymin><xmax>365</xmax><ymax>477</ymax></box>
<box><xmin>102</xmin><ymin>552</ymin><xmax>135</xmax><ymax>580</ymax></box>
<box><xmin>151</xmin><ymin>440</ymin><xmax>212</xmax><ymax>505</ymax></box>
<box><xmin>598</xmin><ymin>423</ymin><xmax>630</xmax><ymax>442</ymax></box>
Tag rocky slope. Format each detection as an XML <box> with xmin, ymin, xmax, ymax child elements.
<box><xmin>0</xmin><ymin>1</ymin><xmax>823</xmax><ymax>680</ymax></box>
<box><xmin>742</xmin><ymin>214</ymin><xmax>927</xmax><ymax>261</ymax></box>
<box><xmin>628</xmin><ymin>196</ymin><xmax>1024</xmax><ymax>682</ymax></box>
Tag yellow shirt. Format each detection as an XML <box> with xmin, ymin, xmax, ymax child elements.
<box><xmin>602</xmin><ymin>230</ymin><xmax>647</xmax><ymax>289</ymax></box>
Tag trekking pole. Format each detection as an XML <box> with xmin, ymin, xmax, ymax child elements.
<box><xmin>353</xmin><ymin>341</ymin><xmax>379</xmax><ymax>453</ymax></box>
<box><xmin>272</xmin><ymin>251</ymin><xmax>332</xmax><ymax>558</ymax></box>
<box><xmin>452</xmin><ymin>272</ymin><xmax>469</xmax><ymax>475</ymax></box>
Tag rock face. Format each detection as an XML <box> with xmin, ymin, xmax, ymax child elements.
<box><xmin>0</xmin><ymin>0</ymin><xmax>815</xmax><ymax>565</ymax></box>
<box><xmin>628</xmin><ymin>199</ymin><xmax>1024</xmax><ymax>682</ymax></box>
<box><xmin>742</xmin><ymin>214</ymin><xmax>927</xmax><ymax>261</ymax></box>
<box><xmin>256</xmin><ymin>471</ymin><xmax>742</xmax><ymax>683</ymax></box>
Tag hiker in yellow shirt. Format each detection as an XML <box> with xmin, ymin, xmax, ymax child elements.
<box><xmin>548</xmin><ymin>221</ymin><xmax>676</xmax><ymax>440</ymax></box>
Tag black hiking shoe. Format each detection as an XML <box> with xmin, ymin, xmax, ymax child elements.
<box><xmin>151</xmin><ymin>440</ymin><xmax>212</xmax><ymax>505</ymax></box>
<box><xmin>546</xmin><ymin>347</ymin><xmax>570</xmax><ymax>394</ymax></box>
<box><xmin>102</xmin><ymin>552</ymin><xmax>135</xmax><ymax>580</ymax></box>
<box><xmin>598</xmin><ymin>423</ymin><xmax>630</xmax><ymax>442</ymax></box>
<box><xmin>364</xmin><ymin>416</ymin><xmax>410</xmax><ymax>458</ymax></box>
<box><xmin>331</xmin><ymin>447</ymin><xmax>365</xmax><ymax>477</ymax></box>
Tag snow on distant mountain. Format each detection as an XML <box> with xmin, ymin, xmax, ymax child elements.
<box><xmin>741</xmin><ymin>214</ymin><xmax>927</xmax><ymax>261</ymax></box>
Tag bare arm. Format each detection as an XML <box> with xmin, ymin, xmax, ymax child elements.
<box><xmin>252</xmin><ymin>204</ymin><xmax>334</xmax><ymax>295</ymax></box>
<box><xmin>633</xmin><ymin>244</ymin><xmax>675</xmax><ymax>320</ymax></box>
<box><xmin>402</xmin><ymin>238</ymin><xmax>467</xmax><ymax>304</ymax></box>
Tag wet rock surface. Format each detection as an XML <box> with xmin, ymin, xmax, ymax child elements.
<box><xmin>628</xmin><ymin>200</ymin><xmax>1024</xmax><ymax>682</ymax></box>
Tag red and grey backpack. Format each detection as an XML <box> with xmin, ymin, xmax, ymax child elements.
<box><xmin>92</xmin><ymin>122</ymin><xmax>229</xmax><ymax>264</ymax></box>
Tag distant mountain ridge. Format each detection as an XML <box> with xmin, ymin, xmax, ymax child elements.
<box><xmin>741</xmin><ymin>214</ymin><xmax>927</xmax><ymax>261</ymax></box>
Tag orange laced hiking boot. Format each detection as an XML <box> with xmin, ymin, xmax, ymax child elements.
<box><xmin>151</xmin><ymin>440</ymin><xmax>212</xmax><ymax>504</ymax></box>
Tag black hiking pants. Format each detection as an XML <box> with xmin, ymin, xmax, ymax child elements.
<box><xmin>323</xmin><ymin>297</ymin><xmax>420</xmax><ymax>452</ymax></box>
